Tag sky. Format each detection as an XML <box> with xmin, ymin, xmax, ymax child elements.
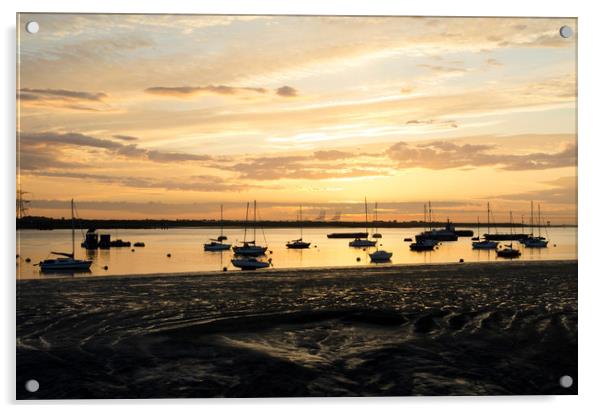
<box><xmin>17</xmin><ymin>14</ymin><xmax>577</xmax><ymax>223</ymax></box>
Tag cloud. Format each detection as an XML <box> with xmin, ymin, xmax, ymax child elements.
<box><xmin>485</xmin><ymin>58</ymin><xmax>503</xmax><ymax>67</ymax></box>
<box><xmin>386</xmin><ymin>140</ymin><xmax>576</xmax><ymax>171</ymax></box>
<box><xmin>313</xmin><ymin>150</ymin><xmax>354</xmax><ymax>161</ymax></box>
<box><xmin>18</xmin><ymin>131</ymin><xmax>212</xmax><ymax>170</ymax></box>
<box><xmin>19</xmin><ymin>88</ymin><xmax>107</xmax><ymax>101</ymax></box>
<box><xmin>216</xmin><ymin>153</ymin><xmax>390</xmax><ymax>180</ymax></box>
<box><xmin>144</xmin><ymin>85</ymin><xmax>268</xmax><ymax>98</ymax></box>
<box><xmin>492</xmin><ymin>176</ymin><xmax>577</xmax><ymax>205</ymax></box>
<box><xmin>417</xmin><ymin>64</ymin><xmax>467</xmax><ymax>74</ymax></box>
<box><xmin>28</xmin><ymin>198</ymin><xmax>472</xmax><ymax>218</ymax></box>
<box><xmin>275</xmin><ymin>86</ymin><xmax>298</xmax><ymax>97</ymax></box>
<box><xmin>406</xmin><ymin>119</ymin><xmax>458</xmax><ymax>128</ymax></box>
<box><xmin>27</xmin><ymin>170</ymin><xmax>257</xmax><ymax>193</ymax></box>
<box><xmin>112</xmin><ymin>134</ymin><xmax>139</xmax><ymax>142</ymax></box>
<box><xmin>17</xmin><ymin>88</ymin><xmax>110</xmax><ymax>111</ymax></box>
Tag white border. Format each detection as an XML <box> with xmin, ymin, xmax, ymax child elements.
<box><xmin>2</xmin><ymin>0</ymin><xmax>600</xmax><ymax>412</ymax></box>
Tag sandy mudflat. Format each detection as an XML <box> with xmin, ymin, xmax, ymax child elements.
<box><xmin>17</xmin><ymin>260</ymin><xmax>577</xmax><ymax>398</ymax></box>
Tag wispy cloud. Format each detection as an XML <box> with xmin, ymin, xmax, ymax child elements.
<box><xmin>18</xmin><ymin>131</ymin><xmax>212</xmax><ymax>171</ymax></box>
<box><xmin>386</xmin><ymin>140</ymin><xmax>576</xmax><ymax>171</ymax></box>
<box><xmin>17</xmin><ymin>88</ymin><xmax>110</xmax><ymax>111</ymax></box>
<box><xmin>144</xmin><ymin>85</ymin><xmax>268</xmax><ymax>98</ymax></box>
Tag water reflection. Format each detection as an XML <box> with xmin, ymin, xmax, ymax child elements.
<box><xmin>16</xmin><ymin>226</ymin><xmax>577</xmax><ymax>279</ymax></box>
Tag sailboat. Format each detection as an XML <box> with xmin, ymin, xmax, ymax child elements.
<box><xmin>349</xmin><ymin>197</ymin><xmax>377</xmax><ymax>247</ymax></box>
<box><xmin>472</xmin><ymin>203</ymin><xmax>499</xmax><ymax>250</ymax></box>
<box><xmin>39</xmin><ymin>199</ymin><xmax>93</xmax><ymax>272</ymax></box>
<box><xmin>286</xmin><ymin>205</ymin><xmax>311</xmax><ymax>249</ymax></box>
<box><xmin>523</xmin><ymin>202</ymin><xmax>549</xmax><ymax>248</ymax></box>
<box><xmin>372</xmin><ymin>202</ymin><xmax>382</xmax><ymax>238</ymax></box>
<box><xmin>410</xmin><ymin>203</ymin><xmax>437</xmax><ymax>251</ymax></box>
<box><xmin>232</xmin><ymin>201</ymin><xmax>268</xmax><ymax>257</ymax></box>
<box><xmin>496</xmin><ymin>211</ymin><xmax>522</xmax><ymax>258</ymax></box>
<box><xmin>204</xmin><ymin>204</ymin><xmax>232</xmax><ymax>251</ymax></box>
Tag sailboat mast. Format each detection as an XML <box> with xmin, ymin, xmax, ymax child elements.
<box><xmin>487</xmin><ymin>202</ymin><xmax>491</xmax><ymax>234</ymax></box>
<box><xmin>530</xmin><ymin>201</ymin><xmax>534</xmax><ymax>237</ymax></box>
<box><xmin>423</xmin><ymin>203</ymin><xmax>427</xmax><ymax>232</ymax></box>
<box><xmin>220</xmin><ymin>204</ymin><xmax>224</xmax><ymax>237</ymax></box>
<box><xmin>538</xmin><ymin>203</ymin><xmax>542</xmax><ymax>237</ymax></box>
<box><xmin>364</xmin><ymin>197</ymin><xmax>368</xmax><ymax>234</ymax></box>
<box><xmin>253</xmin><ymin>200</ymin><xmax>257</xmax><ymax>242</ymax></box>
<box><xmin>300</xmin><ymin>205</ymin><xmax>303</xmax><ymax>239</ymax></box>
<box><xmin>374</xmin><ymin>202</ymin><xmax>378</xmax><ymax>235</ymax></box>
<box><xmin>243</xmin><ymin>202</ymin><xmax>249</xmax><ymax>242</ymax></box>
<box><xmin>71</xmin><ymin>199</ymin><xmax>75</xmax><ymax>258</ymax></box>
<box><xmin>428</xmin><ymin>201</ymin><xmax>432</xmax><ymax>230</ymax></box>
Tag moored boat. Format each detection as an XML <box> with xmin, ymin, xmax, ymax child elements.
<box><xmin>522</xmin><ymin>202</ymin><xmax>550</xmax><ymax>248</ymax></box>
<box><xmin>472</xmin><ymin>203</ymin><xmax>499</xmax><ymax>250</ymax></box>
<box><xmin>233</xmin><ymin>201</ymin><xmax>268</xmax><ymax>256</ymax></box>
<box><xmin>496</xmin><ymin>244</ymin><xmax>521</xmax><ymax>258</ymax></box>
<box><xmin>231</xmin><ymin>257</ymin><xmax>270</xmax><ymax>270</ymax></box>
<box><xmin>369</xmin><ymin>249</ymin><xmax>393</xmax><ymax>262</ymax></box>
<box><xmin>349</xmin><ymin>197</ymin><xmax>377</xmax><ymax>248</ymax></box>
<box><xmin>327</xmin><ymin>232</ymin><xmax>368</xmax><ymax>239</ymax></box>
<box><xmin>204</xmin><ymin>204</ymin><xmax>231</xmax><ymax>251</ymax></box>
<box><xmin>286</xmin><ymin>205</ymin><xmax>311</xmax><ymax>249</ymax></box>
<box><xmin>39</xmin><ymin>199</ymin><xmax>92</xmax><ymax>272</ymax></box>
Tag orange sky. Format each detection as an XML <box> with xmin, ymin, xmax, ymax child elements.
<box><xmin>17</xmin><ymin>14</ymin><xmax>577</xmax><ymax>223</ymax></box>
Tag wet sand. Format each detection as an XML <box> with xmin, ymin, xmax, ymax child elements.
<box><xmin>17</xmin><ymin>260</ymin><xmax>577</xmax><ymax>398</ymax></box>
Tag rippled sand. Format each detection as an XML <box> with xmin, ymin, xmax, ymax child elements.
<box><xmin>17</xmin><ymin>260</ymin><xmax>577</xmax><ymax>398</ymax></box>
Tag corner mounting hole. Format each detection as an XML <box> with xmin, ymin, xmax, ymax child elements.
<box><xmin>26</xmin><ymin>21</ymin><xmax>39</xmax><ymax>34</ymax></box>
<box><xmin>559</xmin><ymin>375</ymin><xmax>573</xmax><ymax>388</ymax></box>
<box><xmin>25</xmin><ymin>379</ymin><xmax>39</xmax><ymax>392</ymax></box>
<box><xmin>559</xmin><ymin>25</ymin><xmax>573</xmax><ymax>39</ymax></box>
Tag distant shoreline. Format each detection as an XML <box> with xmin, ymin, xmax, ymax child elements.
<box><xmin>16</xmin><ymin>216</ymin><xmax>577</xmax><ymax>230</ymax></box>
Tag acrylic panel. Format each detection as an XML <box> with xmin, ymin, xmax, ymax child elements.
<box><xmin>16</xmin><ymin>14</ymin><xmax>577</xmax><ymax>399</ymax></box>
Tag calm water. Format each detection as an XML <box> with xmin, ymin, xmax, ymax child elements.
<box><xmin>16</xmin><ymin>226</ymin><xmax>577</xmax><ymax>279</ymax></box>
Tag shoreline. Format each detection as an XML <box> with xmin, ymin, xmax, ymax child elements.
<box><xmin>16</xmin><ymin>217</ymin><xmax>577</xmax><ymax>230</ymax></box>
<box><xmin>17</xmin><ymin>258</ymin><xmax>578</xmax><ymax>283</ymax></box>
<box><xmin>17</xmin><ymin>258</ymin><xmax>577</xmax><ymax>398</ymax></box>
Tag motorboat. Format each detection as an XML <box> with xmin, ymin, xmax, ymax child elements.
<box><xmin>410</xmin><ymin>238</ymin><xmax>437</xmax><ymax>251</ymax></box>
<box><xmin>286</xmin><ymin>238</ymin><xmax>311</xmax><ymax>249</ymax></box>
<box><xmin>472</xmin><ymin>240</ymin><xmax>499</xmax><ymax>250</ymax></box>
<box><xmin>349</xmin><ymin>238</ymin><xmax>377</xmax><ymax>247</ymax></box>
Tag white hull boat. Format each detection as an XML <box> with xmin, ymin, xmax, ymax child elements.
<box><xmin>369</xmin><ymin>250</ymin><xmax>393</xmax><ymax>262</ymax></box>
<box><xmin>231</xmin><ymin>257</ymin><xmax>270</xmax><ymax>270</ymax></box>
